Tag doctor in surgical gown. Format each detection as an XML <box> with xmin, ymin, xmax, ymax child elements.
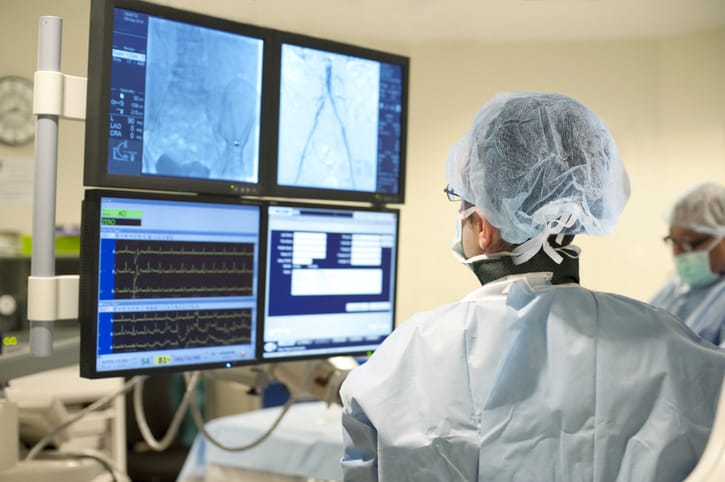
<box><xmin>650</xmin><ymin>183</ymin><xmax>725</xmax><ymax>346</ymax></box>
<box><xmin>339</xmin><ymin>92</ymin><xmax>725</xmax><ymax>482</ymax></box>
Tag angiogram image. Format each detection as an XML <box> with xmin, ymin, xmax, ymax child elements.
<box><xmin>277</xmin><ymin>45</ymin><xmax>380</xmax><ymax>191</ymax></box>
<box><xmin>142</xmin><ymin>18</ymin><xmax>263</xmax><ymax>183</ymax></box>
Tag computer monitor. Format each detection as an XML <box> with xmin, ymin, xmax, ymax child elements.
<box><xmin>79</xmin><ymin>190</ymin><xmax>264</xmax><ymax>378</ymax></box>
<box><xmin>84</xmin><ymin>0</ymin><xmax>272</xmax><ymax>196</ymax></box>
<box><xmin>268</xmin><ymin>32</ymin><xmax>409</xmax><ymax>204</ymax></box>
<box><xmin>262</xmin><ymin>202</ymin><xmax>399</xmax><ymax>360</ymax></box>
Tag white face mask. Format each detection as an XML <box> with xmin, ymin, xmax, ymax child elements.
<box><xmin>451</xmin><ymin>205</ymin><xmax>478</xmax><ymax>262</ymax></box>
<box><xmin>674</xmin><ymin>237</ymin><xmax>722</xmax><ymax>288</ymax></box>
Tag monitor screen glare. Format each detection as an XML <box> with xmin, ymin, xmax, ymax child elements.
<box><xmin>81</xmin><ymin>192</ymin><xmax>262</xmax><ymax>377</ymax></box>
<box><xmin>107</xmin><ymin>7</ymin><xmax>264</xmax><ymax>186</ymax></box>
<box><xmin>263</xmin><ymin>204</ymin><xmax>398</xmax><ymax>359</ymax></box>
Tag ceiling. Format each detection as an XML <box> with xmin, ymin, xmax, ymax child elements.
<box><xmin>152</xmin><ymin>0</ymin><xmax>725</xmax><ymax>47</ymax></box>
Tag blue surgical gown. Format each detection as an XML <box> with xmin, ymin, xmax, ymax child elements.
<box><xmin>650</xmin><ymin>276</ymin><xmax>725</xmax><ymax>346</ymax></box>
<box><xmin>340</xmin><ymin>273</ymin><xmax>725</xmax><ymax>482</ymax></box>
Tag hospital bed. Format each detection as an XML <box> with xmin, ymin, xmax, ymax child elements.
<box><xmin>177</xmin><ymin>401</ymin><xmax>343</xmax><ymax>482</ymax></box>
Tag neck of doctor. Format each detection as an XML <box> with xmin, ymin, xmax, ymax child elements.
<box><xmin>469</xmin><ymin>213</ymin><xmax>580</xmax><ymax>286</ymax></box>
<box><xmin>468</xmin><ymin>250</ymin><xmax>581</xmax><ymax>286</ymax></box>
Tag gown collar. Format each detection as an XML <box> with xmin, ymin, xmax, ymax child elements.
<box><xmin>468</xmin><ymin>247</ymin><xmax>580</xmax><ymax>287</ymax></box>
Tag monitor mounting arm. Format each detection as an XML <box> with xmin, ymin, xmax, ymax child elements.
<box><xmin>27</xmin><ymin>16</ymin><xmax>86</xmax><ymax>357</ymax></box>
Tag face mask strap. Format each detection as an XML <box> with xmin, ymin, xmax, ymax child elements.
<box><xmin>511</xmin><ymin>213</ymin><xmax>577</xmax><ymax>265</ymax></box>
<box><xmin>451</xmin><ymin>205</ymin><xmax>483</xmax><ymax>264</ymax></box>
<box><xmin>459</xmin><ymin>205</ymin><xmax>478</xmax><ymax>221</ymax></box>
<box><xmin>704</xmin><ymin>236</ymin><xmax>724</xmax><ymax>252</ymax></box>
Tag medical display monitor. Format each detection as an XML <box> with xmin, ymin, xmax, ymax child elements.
<box><xmin>262</xmin><ymin>202</ymin><xmax>399</xmax><ymax>360</ymax></box>
<box><xmin>270</xmin><ymin>33</ymin><xmax>409</xmax><ymax>204</ymax></box>
<box><xmin>84</xmin><ymin>0</ymin><xmax>271</xmax><ymax>196</ymax></box>
<box><xmin>79</xmin><ymin>190</ymin><xmax>264</xmax><ymax>378</ymax></box>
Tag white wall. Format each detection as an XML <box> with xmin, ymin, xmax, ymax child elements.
<box><xmin>1</xmin><ymin>1</ymin><xmax>723</xmax><ymax>326</ymax></box>
<box><xmin>397</xmin><ymin>30</ymin><xmax>725</xmax><ymax>322</ymax></box>
<box><xmin>0</xmin><ymin>0</ymin><xmax>89</xmax><ymax>232</ymax></box>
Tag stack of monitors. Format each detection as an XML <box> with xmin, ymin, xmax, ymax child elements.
<box><xmin>79</xmin><ymin>190</ymin><xmax>400</xmax><ymax>377</ymax></box>
<box><xmin>80</xmin><ymin>0</ymin><xmax>408</xmax><ymax>378</ymax></box>
<box><xmin>84</xmin><ymin>0</ymin><xmax>409</xmax><ymax>204</ymax></box>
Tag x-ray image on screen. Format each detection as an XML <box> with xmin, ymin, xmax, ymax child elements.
<box><xmin>277</xmin><ymin>44</ymin><xmax>380</xmax><ymax>192</ymax></box>
<box><xmin>142</xmin><ymin>16</ymin><xmax>263</xmax><ymax>183</ymax></box>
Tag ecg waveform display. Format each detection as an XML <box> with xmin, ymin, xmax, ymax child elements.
<box><xmin>109</xmin><ymin>308</ymin><xmax>253</xmax><ymax>353</ymax></box>
<box><xmin>110</xmin><ymin>240</ymin><xmax>255</xmax><ymax>299</ymax></box>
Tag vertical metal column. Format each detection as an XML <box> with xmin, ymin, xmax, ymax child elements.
<box><xmin>29</xmin><ymin>16</ymin><xmax>62</xmax><ymax>356</ymax></box>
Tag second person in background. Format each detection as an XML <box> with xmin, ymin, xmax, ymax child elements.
<box><xmin>650</xmin><ymin>182</ymin><xmax>725</xmax><ymax>346</ymax></box>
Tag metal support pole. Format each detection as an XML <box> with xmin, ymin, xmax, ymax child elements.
<box><xmin>29</xmin><ymin>16</ymin><xmax>62</xmax><ymax>356</ymax></box>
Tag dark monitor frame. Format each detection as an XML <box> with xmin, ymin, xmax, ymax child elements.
<box><xmin>79</xmin><ymin>189</ymin><xmax>267</xmax><ymax>378</ymax></box>
<box><xmin>265</xmin><ymin>30</ymin><xmax>409</xmax><ymax>205</ymax></box>
<box><xmin>83</xmin><ymin>0</ymin><xmax>276</xmax><ymax>197</ymax></box>
<box><xmin>260</xmin><ymin>200</ymin><xmax>400</xmax><ymax>362</ymax></box>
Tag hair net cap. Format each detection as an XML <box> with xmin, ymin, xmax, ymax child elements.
<box><xmin>669</xmin><ymin>182</ymin><xmax>725</xmax><ymax>237</ymax></box>
<box><xmin>446</xmin><ymin>92</ymin><xmax>630</xmax><ymax>263</ymax></box>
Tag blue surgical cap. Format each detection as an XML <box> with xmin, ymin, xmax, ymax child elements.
<box><xmin>446</xmin><ymin>92</ymin><xmax>630</xmax><ymax>263</ymax></box>
<box><xmin>669</xmin><ymin>182</ymin><xmax>725</xmax><ymax>237</ymax></box>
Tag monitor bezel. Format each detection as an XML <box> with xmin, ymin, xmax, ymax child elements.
<box><xmin>265</xmin><ymin>30</ymin><xmax>410</xmax><ymax>205</ymax></box>
<box><xmin>83</xmin><ymin>0</ymin><xmax>276</xmax><ymax>197</ymax></box>
<box><xmin>79</xmin><ymin>188</ymin><xmax>267</xmax><ymax>378</ymax></box>
<box><xmin>260</xmin><ymin>199</ymin><xmax>400</xmax><ymax>363</ymax></box>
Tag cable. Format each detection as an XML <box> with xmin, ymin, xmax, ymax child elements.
<box><xmin>132</xmin><ymin>371</ymin><xmax>200</xmax><ymax>452</ymax></box>
<box><xmin>193</xmin><ymin>391</ymin><xmax>296</xmax><ymax>452</ymax></box>
<box><xmin>25</xmin><ymin>376</ymin><xmax>142</xmax><ymax>461</ymax></box>
<box><xmin>185</xmin><ymin>367</ymin><xmax>313</xmax><ymax>452</ymax></box>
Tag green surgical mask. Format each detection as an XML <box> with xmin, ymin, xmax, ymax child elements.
<box><xmin>674</xmin><ymin>238</ymin><xmax>721</xmax><ymax>288</ymax></box>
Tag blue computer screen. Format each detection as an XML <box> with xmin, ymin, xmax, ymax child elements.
<box><xmin>80</xmin><ymin>191</ymin><xmax>262</xmax><ymax>377</ymax></box>
<box><xmin>262</xmin><ymin>203</ymin><xmax>398</xmax><ymax>359</ymax></box>
<box><xmin>101</xmin><ymin>5</ymin><xmax>264</xmax><ymax>189</ymax></box>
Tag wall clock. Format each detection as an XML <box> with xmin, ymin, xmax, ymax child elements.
<box><xmin>0</xmin><ymin>75</ymin><xmax>35</xmax><ymax>146</ymax></box>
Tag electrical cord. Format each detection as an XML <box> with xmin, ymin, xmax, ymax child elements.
<box><xmin>132</xmin><ymin>371</ymin><xmax>200</xmax><ymax>452</ymax></box>
<box><xmin>182</xmin><ymin>364</ymin><xmax>317</xmax><ymax>452</ymax></box>
<box><xmin>189</xmin><ymin>391</ymin><xmax>297</xmax><ymax>452</ymax></box>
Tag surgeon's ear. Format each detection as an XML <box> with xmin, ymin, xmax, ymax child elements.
<box><xmin>476</xmin><ymin>215</ymin><xmax>491</xmax><ymax>251</ymax></box>
<box><xmin>478</xmin><ymin>215</ymin><xmax>501</xmax><ymax>254</ymax></box>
